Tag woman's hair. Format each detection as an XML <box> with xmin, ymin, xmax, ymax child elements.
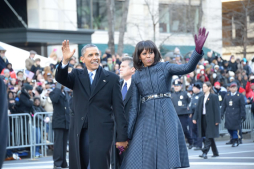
<box><xmin>204</xmin><ymin>81</ymin><xmax>213</xmax><ymax>93</ymax></box>
<box><xmin>133</xmin><ymin>40</ymin><xmax>162</xmax><ymax>70</ymax></box>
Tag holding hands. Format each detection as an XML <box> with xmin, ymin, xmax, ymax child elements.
<box><xmin>116</xmin><ymin>141</ymin><xmax>129</xmax><ymax>155</ymax></box>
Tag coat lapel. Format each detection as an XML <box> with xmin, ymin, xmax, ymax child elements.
<box><xmin>89</xmin><ymin>68</ymin><xmax>109</xmax><ymax>100</ymax></box>
<box><xmin>78</xmin><ymin>67</ymin><xmax>91</xmax><ymax>96</ymax></box>
<box><xmin>123</xmin><ymin>82</ymin><xmax>133</xmax><ymax>105</ymax></box>
<box><xmin>205</xmin><ymin>94</ymin><xmax>210</xmax><ymax>105</ymax></box>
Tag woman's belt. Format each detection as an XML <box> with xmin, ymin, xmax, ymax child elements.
<box><xmin>141</xmin><ymin>92</ymin><xmax>171</xmax><ymax>104</ymax></box>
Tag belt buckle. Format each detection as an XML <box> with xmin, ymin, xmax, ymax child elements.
<box><xmin>160</xmin><ymin>93</ymin><xmax>163</xmax><ymax>97</ymax></box>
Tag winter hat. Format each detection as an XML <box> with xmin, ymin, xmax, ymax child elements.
<box><xmin>214</xmin><ymin>82</ymin><xmax>221</xmax><ymax>87</ymax></box>
<box><xmin>214</xmin><ymin>65</ymin><xmax>219</xmax><ymax>69</ymax></box>
<box><xmin>228</xmin><ymin>71</ymin><xmax>235</xmax><ymax>77</ymax></box>
<box><xmin>24</xmin><ymin>84</ymin><xmax>33</xmax><ymax>91</ymax></box>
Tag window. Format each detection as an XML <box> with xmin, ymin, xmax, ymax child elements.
<box><xmin>159</xmin><ymin>4</ymin><xmax>199</xmax><ymax>33</ymax></box>
<box><xmin>77</xmin><ymin>0</ymin><xmax>124</xmax><ymax>31</ymax></box>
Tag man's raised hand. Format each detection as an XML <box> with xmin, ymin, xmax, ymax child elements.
<box><xmin>62</xmin><ymin>40</ymin><xmax>76</xmax><ymax>65</ymax></box>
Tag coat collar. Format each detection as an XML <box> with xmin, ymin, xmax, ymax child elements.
<box><xmin>89</xmin><ymin>67</ymin><xmax>109</xmax><ymax>100</ymax></box>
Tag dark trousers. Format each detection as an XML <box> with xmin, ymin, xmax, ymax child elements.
<box><xmin>80</xmin><ymin>128</ymin><xmax>90</xmax><ymax>169</ymax></box>
<box><xmin>178</xmin><ymin>114</ymin><xmax>193</xmax><ymax>145</ymax></box>
<box><xmin>192</xmin><ymin>122</ymin><xmax>203</xmax><ymax>148</ymax></box>
<box><xmin>228</xmin><ymin>130</ymin><xmax>238</xmax><ymax>139</ymax></box>
<box><xmin>53</xmin><ymin>129</ymin><xmax>69</xmax><ymax>167</ymax></box>
<box><xmin>201</xmin><ymin>115</ymin><xmax>219</xmax><ymax>155</ymax></box>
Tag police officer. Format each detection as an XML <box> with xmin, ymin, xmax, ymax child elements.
<box><xmin>190</xmin><ymin>82</ymin><xmax>204</xmax><ymax>150</ymax></box>
<box><xmin>172</xmin><ymin>79</ymin><xmax>193</xmax><ymax>149</ymax></box>
<box><xmin>213</xmin><ymin>81</ymin><xmax>227</xmax><ymax>106</ymax></box>
<box><xmin>221</xmin><ymin>82</ymin><xmax>246</xmax><ymax>147</ymax></box>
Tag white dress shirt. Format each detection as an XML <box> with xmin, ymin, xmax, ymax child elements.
<box><xmin>122</xmin><ymin>78</ymin><xmax>132</xmax><ymax>91</ymax></box>
<box><xmin>62</xmin><ymin>62</ymin><xmax>96</xmax><ymax>80</ymax></box>
<box><xmin>231</xmin><ymin>92</ymin><xmax>237</xmax><ymax>96</ymax></box>
<box><xmin>203</xmin><ymin>93</ymin><xmax>209</xmax><ymax>115</ymax></box>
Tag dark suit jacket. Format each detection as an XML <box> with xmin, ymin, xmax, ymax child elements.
<box><xmin>55</xmin><ymin>63</ymin><xmax>127</xmax><ymax>169</ymax></box>
<box><xmin>49</xmin><ymin>88</ymin><xmax>70</xmax><ymax>129</ymax></box>
<box><xmin>193</xmin><ymin>93</ymin><xmax>221</xmax><ymax>138</ymax></box>
<box><xmin>0</xmin><ymin>78</ymin><xmax>8</xmax><ymax>168</ymax></box>
<box><xmin>112</xmin><ymin>80</ymin><xmax>133</xmax><ymax>169</ymax></box>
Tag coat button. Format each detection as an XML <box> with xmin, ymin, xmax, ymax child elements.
<box><xmin>81</xmin><ymin>117</ymin><xmax>84</xmax><ymax>121</ymax></box>
<box><xmin>65</xmin><ymin>107</ymin><xmax>66</xmax><ymax>110</ymax></box>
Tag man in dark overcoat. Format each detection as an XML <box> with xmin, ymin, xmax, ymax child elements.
<box><xmin>0</xmin><ymin>77</ymin><xmax>8</xmax><ymax>168</ymax></box>
<box><xmin>193</xmin><ymin>92</ymin><xmax>221</xmax><ymax>159</ymax></box>
<box><xmin>50</xmin><ymin>84</ymin><xmax>70</xmax><ymax>168</ymax></box>
<box><xmin>55</xmin><ymin>41</ymin><xmax>128</xmax><ymax>169</ymax></box>
<box><xmin>112</xmin><ymin>56</ymin><xmax>135</xmax><ymax>169</ymax></box>
<box><xmin>171</xmin><ymin>79</ymin><xmax>193</xmax><ymax>149</ymax></box>
<box><xmin>221</xmin><ymin>82</ymin><xmax>246</xmax><ymax>147</ymax></box>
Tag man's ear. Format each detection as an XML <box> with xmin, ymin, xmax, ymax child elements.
<box><xmin>80</xmin><ymin>56</ymin><xmax>85</xmax><ymax>63</ymax></box>
<box><xmin>131</xmin><ymin>67</ymin><xmax>135</xmax><ymax>73</ymax></box>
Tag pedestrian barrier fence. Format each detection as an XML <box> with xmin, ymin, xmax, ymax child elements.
<box><xmin>6</xmin><ymin>106</ymin><xmax>254</xmax><ymax>159</ymax></box>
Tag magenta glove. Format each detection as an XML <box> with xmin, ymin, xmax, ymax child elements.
<box><xmin>195</xmin><ymin>27</ymin><xmax>209</xmax><ymax>54</ymax></box>
<box><xmin>118</xmin><ymin>146</ymin><xmax>125</xmax><ymax>155</ymax></box>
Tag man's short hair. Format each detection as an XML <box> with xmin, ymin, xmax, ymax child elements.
<box><xmin>81</xmin><ymin>44</ymin><xmax>98</xmax><ymax>56</ymax></box>
<box><xmin>122</xmin><ymin>56</ymin><xmax>133</xmax><ymax>68</ymax></box>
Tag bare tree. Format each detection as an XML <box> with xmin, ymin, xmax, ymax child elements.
<box><xmin>107</xmin><ymin>0</ymin><xmax>115</xmax><ymax>55</ymax></box>
<box><xmin>117</xmin><ymin>0</ymin><xmax>130</xmax><ymax>56</ymax></box>
<box><xmin>222</xmin><ymin>0</ymin><xmax>254</xmax><ymax>58</ymax></box>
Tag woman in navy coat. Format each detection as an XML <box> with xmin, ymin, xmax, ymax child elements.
<box><xmin>121</xmin><ymin>28</ymin><xmax>209</xmax><ymax>169</ymax></box>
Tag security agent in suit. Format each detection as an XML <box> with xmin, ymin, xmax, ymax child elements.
<box><xmin>111</xmin><ymin>56</ymin><xmax>135</xmax><ymax>169</ymax></box>
<box><xmin>55</xmin><ymin>41</ymin><xmax>128</xmax><ymax>169</ymax></box>
<box><xmin>171</xmin><ymin>79</ymin><xmax>193</xmax><ymax>149</ymax></box>
<box><xmin>221</xmin><ymin>82</ymin><xmax>246</xmax><ymax>147</ymax></box>
<box><xmin>190</xmin><ymin>82</ymin><xmax>204</xmax><ymax>150</ymax></box>
<box><xmin>49</xmin><ymin>84</ymin><xmax>70</xmax><ymax>169</ymax></box>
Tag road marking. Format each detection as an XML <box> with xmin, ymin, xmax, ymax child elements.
<box><xmin>190</xmin><ymin>162</ymin><xmax>254</xmax><ymax>166</ymax></box>
<box><xmin>216</xmin><ymin>143</ymin><xmax>254</xmax><ymax>148</ymax></box>
<box><xmin>189</xmin><ymin>157</ymin><xmax>254</xmax><ymax>159</ymax></box>
<box><xmin>189</xmin><ymin>150</ymin><xmax>254</xmax><ymax>157</ymax></box>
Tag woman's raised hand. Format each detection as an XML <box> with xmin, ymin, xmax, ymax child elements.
<box><xmin>195</xmin><ymin>27</ymin><xmax>209</xmax><ymax>54</ymax></box>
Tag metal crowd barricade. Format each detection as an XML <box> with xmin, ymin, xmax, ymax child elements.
<box><xmin>6</xmin><ymin>113</ymin><xmax>33</xmax><ymax>159</ymax></box>
<box><xmin>33</xmin><ymin>112</ymin><xmax>54</xmax><ymax>158</ymax></box>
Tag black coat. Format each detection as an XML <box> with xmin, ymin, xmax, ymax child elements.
<box><xmin>49</xmin><ymin>88</ymin><xmax>70</xmax><ymax>129</ymax></box>
<box><xmin>0</xmin><ymin>78</ymin><xmax>8</xmax><ymax>168</ymax></box>
<box><xmin>221</xmin><ymin>92</ymin><xmax>246</xmax><ymax>130</ymax></box>
<box><xmin>171</xmin><ymin>90</ymin><xmax>191</xmax><ymax>115</ymax></box>
<box><xmin>229</xmin><ymin>61</ymin><xmax>238</xmax><ymax>72</ymax></box>
<box><xmin>19</xmin><ymin>88</ymin><xmax>33</xmax><ymax>113</ymax></box>
<box><xmin>0</xmin><ymin>57</ymin><xmax>9</xmax><ymax>73</ymax></box>
<box><xmin>190</xmin><ymin>91</ymin><xmax>203</xmax><ymax>114</ymax></box>
<box><xmin>30</xmin><ymin>65</ymin><xmax>42</xmax><ymax>75</ymax></box>
<box><xmin>193</xmin><ymin>93</ymin><xmax>221</xmax><ymax>138</ymax></box>
<box><xmin>55</xmin><ymin>63</ymin><xmax>127</xmax><ymax>169</ymax></box>
<box><xmin>112</xmin><ymin>80</ymin><xmax>134</xmax><ymax>169</ymax></box>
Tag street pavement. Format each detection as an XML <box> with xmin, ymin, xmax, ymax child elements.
<box><xmin>2</xmin><ymin>139</ymin><xmax>254</xmax><ymax>169</ymax></box>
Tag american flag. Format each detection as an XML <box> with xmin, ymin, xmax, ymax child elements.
<box><xmin>25</xmin><ymin>70</ymin><xmax>34</xmax><ymax>79</ymax></box>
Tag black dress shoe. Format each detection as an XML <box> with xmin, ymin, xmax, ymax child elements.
<box><xmin>194</xmin><ymin>147</ymin><xmax>202</xmax><ymax>151</ymax></box>
<box><xmin>212</xmin><ymin>154</ymin><xmax>219</xmax><ymax>157</ymax></box>
<box><xmin>239</xmin><ymin>139</ymin><xmax>242</xmax><ymax>144</ymax></box>
<box><xmin>188</xmin><ymin>145</ymin><xmax>194</xmax><ymax>149</ymax></box>
<box><xmin>226</xmin><ymin>140</ymin><xmax>233</xmax><ymax>145</ymax></box>
<box><xmin>199</xmin><ymin>153</ymin><xmax>207</xmax><ymax>159</ymax></box>
<box><xmin>232</xmin><ymin>139</ymin><xmax>238</xmax><ymax>147</ymax></box>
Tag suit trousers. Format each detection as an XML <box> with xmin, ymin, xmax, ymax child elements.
<box><xmin>201</xmin><ymin>115</ymin><xmax>219</xmax><ymax>155</ymax></box>
<box><xmin>228</xmin><ymin>130</ymin><xmax>238</xmax><ymax>139</ymax></box>
<box><xmin>80</xmin><ymin>128</ymin><xmax>90</xmax><ymax>169</ymax></box>
<box><xmin>53</xmin><ymin>129</ymin><xmax>69</xmax><ymax>167</ymax></box>
<box><xmin>178</xmin><ymin>114</ymin><xmax>193</xmax><ymax>145</ymax></box>
<box><xmin>192</xmin><ymin>123</ymin><xmax>203</xmax><ymax>148</ymax></box>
